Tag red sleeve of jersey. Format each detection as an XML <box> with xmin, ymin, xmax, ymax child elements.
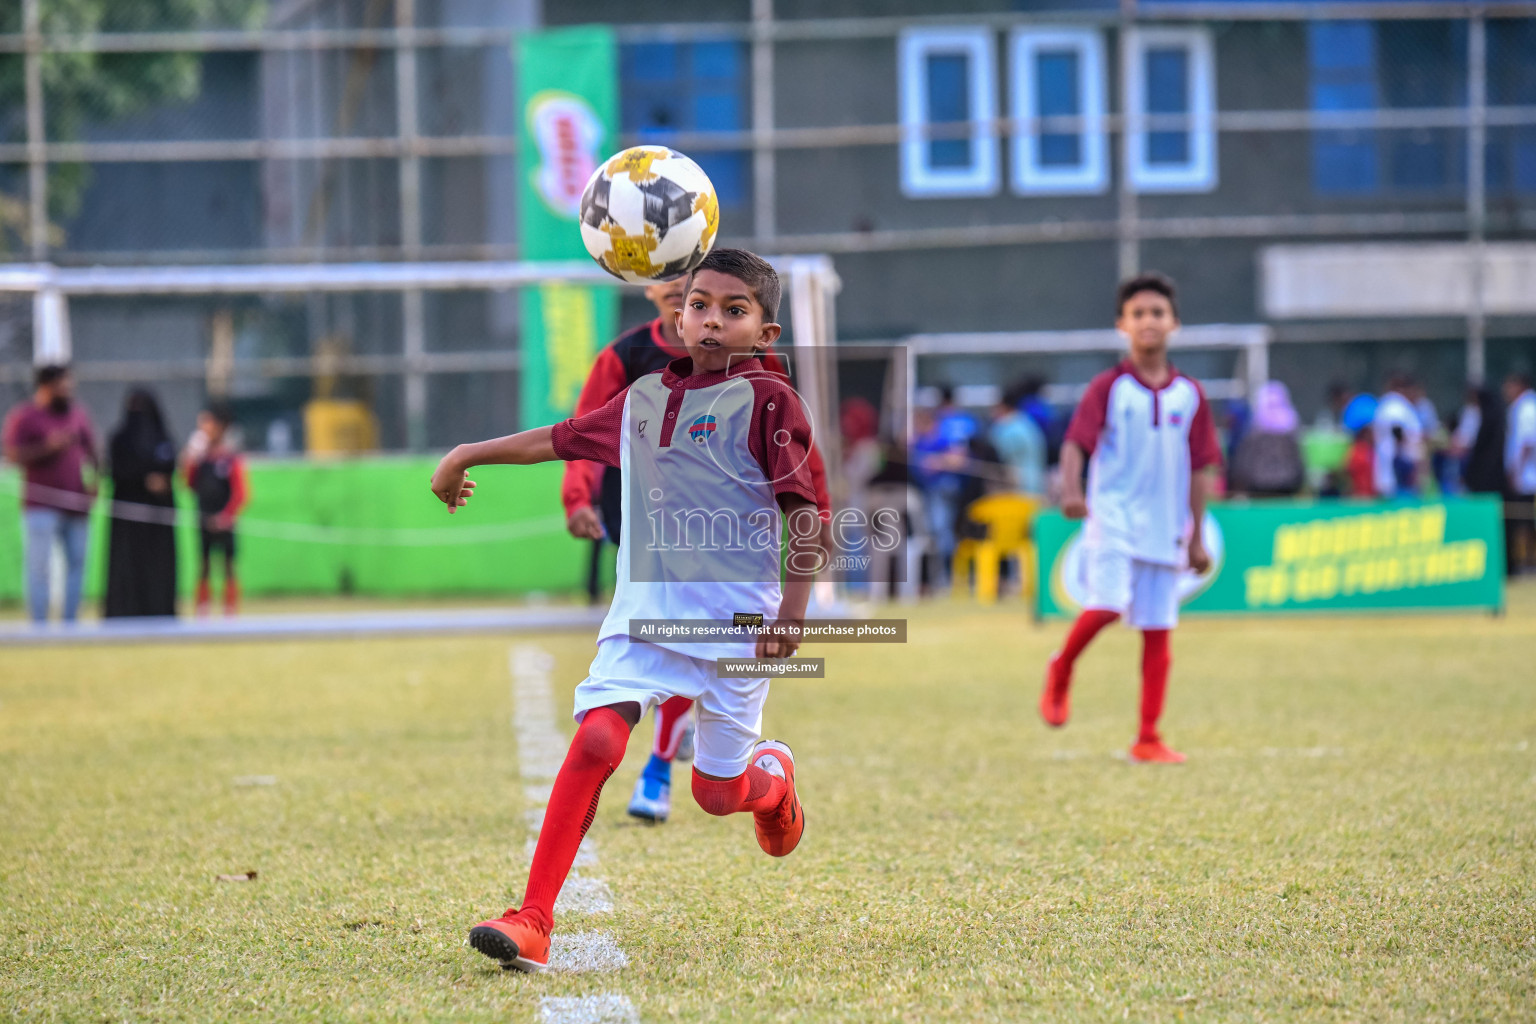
<box><xmin>560</xmin><ymin>346</ymin><xmax>629</xmax><ymax>516</ymax></box>
<box><xmin>224</xmin><ymin>456</ymin><xmax>249</xmax><ymax>518</ymax></box>
<box><xmin>1064</xmin><ymin>369</ymin><xmax>1117</xmax><ymax>455</ymax></box>
<box><xmin>550</xmin><ymin>388</ymin><xmax>626</xmax><ymax>467</ymax></box>
<box><xmin>751</xmin><ymin>353</ymin><xmax>831</xmax><ymax>518</ymax></box>
<box><xmin>748</xmin><ymin>380</ymin><xmax>818</xmax><ymax>507</ymax></box>
<box><xmin>1188</xmin><ymin>381</ymin><xmax>1223</xmax><ymax>471</ymax></box>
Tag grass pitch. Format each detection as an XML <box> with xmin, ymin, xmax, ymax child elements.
<box><xmin>2</xmin><ymin>590</ymin><xmax>1534</xmax><ymax>1022</ymax></box>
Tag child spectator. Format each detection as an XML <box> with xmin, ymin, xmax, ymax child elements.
<box><xmin>184</xmin><ymin>402</ymin><xmax>248</xmax><ymax>615</ymax></box>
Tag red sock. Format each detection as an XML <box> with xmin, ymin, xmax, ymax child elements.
<box><xmin>690</xmin><ymin>765</ymin><xmax>785</xmax><ymax>816</ymax></box>
<box><xmin>195</xmin><ymin>579</ymin><xmax>211</xmax><ymax>613</ymax></box>
<box><xmin>223</xmin><ymin>578</ymin><xmax>240</xmax><ymax>614</ymax></box>
<box><xmin>1058</xmin><ymin>608</ymin><xmax>1120</xmax><ymax>669</ymax></box>
<box><xmin>1139</xmin><ymin>629</ymin><xmax>1171</xmax><ymax>743</ymax></box>
<box><xmin>652</xmin><ymin>695</ymin><xmax>693</xmax><ymax>760</ymax></box>
<box><xmin>518</xmin><ymin>706</ymin><xmax>630</xmax><ymax>933</ymax></box>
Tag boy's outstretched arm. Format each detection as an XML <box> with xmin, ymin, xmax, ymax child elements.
<box><xmin>1187</xmin><ymin>466</ymin><xmax>1214</xmax><ymax>574</ymax></box>
<box><xmin>430</xmin><ymin>426</ymin><xmax>558</xmax><ymax>513</ymax></box>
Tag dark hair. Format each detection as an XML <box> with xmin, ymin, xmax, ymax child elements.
<box><xmin>1509</xmin><ymin>371</ymin><xmax>1532</xmax><ymax>389</ymax></box>
<box><xmin>34</xmin><ymin>363</ymin><xmax>70</xmax><ymax>388</ymax></box>
<box><xmin>204</xmin><ymin>399</ymin><xmax>235</xmax><ymax>427</ymax></box>
<box><xmin>686</xmin><ymin>248</ymin><xmax>781</xmax><ymax>323</ymax></box>
<box><xmin>1002</xmin><ymin>379</ymin><xmax>1032</xmax><ymax>408</ymax></box>
<box><xmin>1115</xmin><ymin>272</ymin><xmax>1179</xmax><ymax>318</ymax></box>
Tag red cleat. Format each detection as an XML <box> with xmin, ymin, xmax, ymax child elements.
<box><xmin>1128</xmin><ymin>738</ymin><xmax>1186</xmax><ymax>764</ymax></box>
<box><xmin>1039</xmin><ymin>653</ymin><xmax>1071</xmax><ymax>727</ymax></box>
<box><xmin>750</xmin><ymin>740</ymin><xmax>805</xmax><ymax>857</ymax></box>
<box><xmin>467</xmin><ymin>910</ymin><xmax>549</xmax><ymax>972</ymax></box>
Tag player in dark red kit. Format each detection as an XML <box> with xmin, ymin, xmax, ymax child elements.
<box><xmin>562</xmin><ymin>276</ymin><xmax>830</xmax><ymax>823</ymax></box>
<box><xmin>184</xmin><ymin>402</ymin><xmax>248</xmax><ymax>616</ymax></box>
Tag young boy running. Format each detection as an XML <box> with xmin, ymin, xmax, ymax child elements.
<box><xmin>1040</xmin><ymin>273</ymin><xmax>1221</xmax><ymax>763</ymax></box>
<box><xmin>562</xmin><ymin>276</ymin><xmax>831</xmax><ymax>825</ymax></box>
<box><xmin>430</xmin><ymin>249</ymin><xmax>817</xmax><ymax>970</ymax></box>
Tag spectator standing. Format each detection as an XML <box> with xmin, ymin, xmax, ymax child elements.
<box><xmin>1460</xmin><ymin>386</ymin><xmax>1505</xmax><ymax>498</ymax></box>
<box><xmin>1374</xmin><ymin>376</ymin><xmax>1423</xmax><ymax>498</ymax></box>
<box><xmin>1</xmin><ymin>365</ymin><xmax>98</xmax><ymax>624</ymax></box>
<box><xmin>184</xmin><ymin>402</ymin><xmax>249</xmax><ymax>615</ymax></box>
<box><xmin>103</xmin><ymin>389</ymin><xmax>179</xmax><ymax>618</ymax></box>
<box><xmin>1230</xmin><ymin>381</ymin><xmax>1305</xmax><ymax>497</ymax></box>
<box><xmin>914</xmin><ymin>387</ymin><xmax>976</xmax><ymax>585</ymax></box>
<box><xmin>989</xmin><ymin>382</ymin><xmax>1047</xmax><ymax>495</ymax></box>
<box><xmin>1503</xmin><ymin>373</ymin><xmax>1536</xmax><ymax>575</ymax></box>
<box><xmin>1341</xmin><ymin>393</ymin><xmax>1378</xmax><ymax>498</ymax></box>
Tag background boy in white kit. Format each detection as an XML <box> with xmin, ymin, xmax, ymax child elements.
<box><xmin>1039</xmin><ymin>273</ymin><xmax>1222</xmax><ymax>764</ymax></box>
<box><xmin>428</xmin><ymin>249</ymin><xmax>818</xmax><ymax>971</ymax></box>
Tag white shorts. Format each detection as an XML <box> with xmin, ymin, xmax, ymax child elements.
<box><xmin>1080</xmin><ymin>545</ymin><xmax>1181</xmax><ymax>630</ymax></box>
<box><xmin>574</xmin><ymin>636</ymin><xmax>770</xmax><ymax>778</ymax></box>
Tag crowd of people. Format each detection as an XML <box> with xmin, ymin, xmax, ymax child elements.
<box><xmin>1</xmin><ymin>365</ymin><xmax>249</xmax><ymax>624</ymax></box>
<box><xmin>838</xmin><ymin>368</ymin><xmax>1536</xmax><ymax>588</ymax></box>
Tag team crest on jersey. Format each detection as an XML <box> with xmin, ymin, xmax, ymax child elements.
<box><xmin>1169</xmin><ymin>411</ymin><xmax>1185</xmax><ymax>426</ymax></box>
<box><xmin>688</xmin><ymin>414</ymin><xmax>717</xmax><ymax>442</ymax></box>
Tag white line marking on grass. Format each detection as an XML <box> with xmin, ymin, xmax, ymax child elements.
<box><xmin>547</xmin><ymin>932</ymin><xmax>630</xmax><ymax>973</ymax></box>
<box><xmin>539</xmin><ymin>993</ymin><xmax>639</xmax><ymax>1023</ymax></box>
<box><xmin>510</xmin><ymin>643</ymin><xmax>631</xmax><ymax>999</ymax></box>
<box><xmin>526</xmin><ymin>837</ymin><xmax>598</xmax><ymax>868</ymax></box>
<box><xmin>555</xmin><ymin>877</ymin><xmax>614</xmax><ymax>915</ymax></box>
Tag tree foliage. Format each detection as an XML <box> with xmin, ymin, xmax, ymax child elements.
<box><xmin>0</xmin><ymin>0</ymin><xmax>267</xmax><ymax>249</ymax></box>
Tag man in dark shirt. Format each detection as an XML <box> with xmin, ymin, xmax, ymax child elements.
<box><xmin>2</xmin><ymin>364</ymin><xmax>99</xmax><ymax>623</ymax></box>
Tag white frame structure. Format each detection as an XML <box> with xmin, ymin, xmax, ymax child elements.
<box><xmin>898</xmin><ymin>27</ymin><xmax>1000</xmax><ymax>198</ymax></box>
<box><xmin>1125</xmin><ymin>26</ymin><xmax>1218</xmax><ymax>194</ymax></box>
<box><xmin>1009</xmin><ymin>28</ymin><xmax>1108</xmax><ymax>195</ymax></box>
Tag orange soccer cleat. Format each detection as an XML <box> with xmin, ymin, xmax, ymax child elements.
<box><xmin>1128</xmin><ymin>738</ymin><xmax>1186</xmax><ymax>764</ymax></box>
<box><xmin>467</xmin><ymin>909</ymin><xmax>550</xmax><ymax>972</ymax></box>
<box><xmin>1039</xmin><ymin>653</ymin><xmax>1071</xmax><ymax>728</ymax></box>
<box><xmin>750</xmin><ymin>740</ymin><xmax>805</xmax><ymax>857</ymax></box>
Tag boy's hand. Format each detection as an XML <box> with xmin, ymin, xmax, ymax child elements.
<box><xmin>1060</xmin><ymin>491</ymin><xmax>1088</xmax><ymax>520</ymax></box>
<box><xmin>756</xmin><ymin>618</ymin><xmax>803</xmax><ymax>659</ymax></box>
<box><xmin>429</xmin><ymin>450</ymin><xmax>476</xmax><ymax>514</ymax></box>
<box><xmin>1188</xmin><ymin>536</ymin><xmax>1211</xmax><ymax>575</ymax></box>
<box><xmin>567</xmin><ymin>505</ymin><xmax>605</xmax><ymax>540</ymax></box>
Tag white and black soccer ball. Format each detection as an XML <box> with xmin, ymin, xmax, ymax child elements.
<box><xmin>579</xmin><ymin>146</ymin><xmax>720</xmax><ymax>284</ymax></box>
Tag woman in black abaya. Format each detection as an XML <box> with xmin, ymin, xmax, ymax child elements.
<box><xmin>103</xmin><ymin>389</ymin><xmax>179</xmax><ymax>617</ymax></box>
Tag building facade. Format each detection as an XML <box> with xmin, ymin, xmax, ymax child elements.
<box><xmin>1</xmin><ymin>0</ymin><xmax>1533</xmax><ymax>446</ymax></box>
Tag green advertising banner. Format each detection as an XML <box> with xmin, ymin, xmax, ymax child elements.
<box><xmin>515</xmin><ymin>25</ymin><xmax>619</xmax><ymax>428</ymax></box>
<box><xmin>1034</xmin><ymin>497</ymin><xmax>1505</xmax><ymax>619</ymax></box>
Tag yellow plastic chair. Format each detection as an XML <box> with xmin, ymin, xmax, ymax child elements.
<box><xmin>952</xmin><ymin>493</ymin><xmax>1041</xmax><ymax>604</ymax></box>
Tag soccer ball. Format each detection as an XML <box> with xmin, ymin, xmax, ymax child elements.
<box><xmin>579</xmin><ymin>146</ymin><xmax>720</xmax><ymax>284</ymax></box>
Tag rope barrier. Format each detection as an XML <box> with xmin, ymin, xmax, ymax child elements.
<box><xmin>0</xmin><ymin>477</ymin><xmax>568</xmax><ymax>546</ymax></box>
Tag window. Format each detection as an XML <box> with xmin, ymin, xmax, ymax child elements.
<box><xmin>1307</xmin><ymin>21</ymin><xmax>1469</xmax><ymax>197</ymax></box>
<box><xmin>1487</xmin><ymin>18</ymin><xmax>1536</xmax><ymax>197</ymax></box>
<box><xmin>1309</xmin><ymin>22</ymin><xmax>1381</xmax><ymax>194</ymax></box>
<box><xmin>1125</xmin><ymin>27</ymin><xmax>1217</xmax><ymax>193</ymax></box>
<box><xmin>620</xmin><ymin>41</ymin><xmax>749</xmax><ymax>210</ymax></box>
<box><xmin>898</xmin><ymin>28</ymin><xmax>1000</xmax><ymax>198</ymax></box>
<box><xmin>1009</xmin><ymin>28</ymin><xmax>1108</xmax><ymax>194</ymax></box>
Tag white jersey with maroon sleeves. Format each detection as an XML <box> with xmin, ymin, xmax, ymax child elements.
<box><xmin>551</xmin><ymin>355</ymin><xmax>818</xmax><ymax>660</ymax></box>
<box><xmin>1065</xmin><ymin>360</ymin><xmax>1223</xmax><ymax>567</ymax></box>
